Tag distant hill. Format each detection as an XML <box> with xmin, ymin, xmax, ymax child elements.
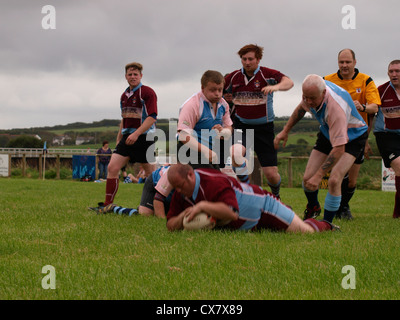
<box><xmin>0</xmin><ymin>118</ymin><xmax>179</xmax><ymax>134</ymax></box>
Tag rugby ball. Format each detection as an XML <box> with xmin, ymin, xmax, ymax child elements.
<box><xmin>183</xmin><ymin>212</ymin><xmax>216</xmax><ymax>231</ymax></box>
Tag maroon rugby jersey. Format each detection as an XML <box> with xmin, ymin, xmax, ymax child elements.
<box><xmin>120</xmin><ymin>84</ymin><xmax>157</xmax><ymax>135</ymax></box>
<box><xmin>224</xmin><ymin>67</ymin><xmax>285</xmax><ymax>124</ymax></box>
<box><xmin>166</xmin><ymin>168</ymin><xmax>271</xmax><ymax>230</ymax></box>
<box><xmin>378</xmin><ymin>81</ymin><xmax>400</xmax><ymax>130</ymax></box>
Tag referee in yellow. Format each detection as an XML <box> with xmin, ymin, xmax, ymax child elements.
<box><xmin>324</xmin><ymin>48</ymin><xmax>380</xmax><ymax>220</ymax></box>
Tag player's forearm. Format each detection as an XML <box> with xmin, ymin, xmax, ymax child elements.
<box><xmin>277</xmin><ymin>76</ymin><xmax>294</xmax><ymax>91</ymax></box>
<box><xmin>282</xmin><ymin>103</ymin><xmax>306</xmax><ymax>134</ymax></box>
<box><xmin>134</xmin><ymin>116</ymin><xmax>156</xmax><ymax>136</ymax></box>
<box><xmin>195</xmin><ymin>201</ymin><xmax>238</xmax><ymax>222</ymax></box>
<box><xmin>153</xmin><ymin>200</ymin><xmax>166</xmax><ymax>219</ymax></box>
<box><xmin>117</xmin><ymin>120</ymin><xmax>123</xmax><ymax>144</ymax></box>
<box><xmin>319</xmin><ymin>145</ymin><xmax>344</xmax><ymax>176</ymax></box>
<box><xmin>365</xmin><ymin>103</ymin><xmax>378</xmax><ymax>114</ymax></box>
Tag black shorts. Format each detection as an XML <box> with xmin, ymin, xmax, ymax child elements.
<box><xmin>176</xmin><ymin>141</ymin><xmax>224</xmax><ymax>170</ymax></box>
<box><xmin>313</xmin><ymin>130</ymin><xmax>368</xmax><ymax>160</ymax></box>
<box><xmin>374</xmin><ymin>131</ymin><xmax>400</xmax><ymax>168</ymax></box>
<box><xmin>114</xmin><ymin>134</ymin><xmax>155</xmax><ymax>164</ymax></box>
<box><xmin>233</xmin><ymin>118</ymin><xmax>277</xmax><ymax>167</ymax></box>
<box><xmin>139</xmin><ymin>175</ymin><xmax>155</xmax><ymax>210</ymax></box>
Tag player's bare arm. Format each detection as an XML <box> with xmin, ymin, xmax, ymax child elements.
<box><xmin>261</xmin><ymin>76</ymin><xmax>294</xmax><ymax>94</ymax></box>
<box><xmin>184</xmin><ymin>201</ymin><xmax>238</xmax><ymax>223</ymax></box>
<box><xmin>274</xmin><ymin>103</ymin><xmax>306</xmax><ymax>149</ymax></box>
<box><xmin>126</xmin><ymin>116</ymin><xmax>156</xmax><ymax>145</ymax></box>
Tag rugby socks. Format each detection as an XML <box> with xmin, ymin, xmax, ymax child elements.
<box><xmin>304</xmin><ymin>218</ymin><xmax>333</xmax><ymax>232</ymax></box>
<box><xmin>234</xmin><ymin>161</ymin><xmax>250</xmax><ymax>184</ymax></box>
<box><xmin>323</xmin><ymin>192</ymin><xmax>341</xmax><ymax>223</ymax></box>
<box><xmin>341</xmin><ymin>186</ymin><xmax>356</xmax><ymax>208</ymax></box>
<box><xmin>104</xmin><ymin>178</ymin><xmax>119</xmax><ymax>206</ymax></box>
<box><xmin>268</xmin><ymin>177</ymin><xmax>281</xmax><ymax>198</ymax></box>
<box><xmin>394</xmin><ymin>176</ymin><xmax>400</xmax><ymax>219</ymax></box>
<box><xmin>112</xmin><ymin>205</ymin><xmax>138</xmax><ymax>217</ymax></box>
<box><xmin>340</xmin><ymin>174</ymin><xmax>355</xmax><ymax>209</ymax></box>
<box><xmin>302</xmin><ymin>181</ymin><xmax>319</xmax><ymax>208</ymax></box>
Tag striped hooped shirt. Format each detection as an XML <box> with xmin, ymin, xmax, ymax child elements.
<box><xmin>304</xmin><ymin>80</ymin><xmax>368</xmax><ymax>147</ymax></box>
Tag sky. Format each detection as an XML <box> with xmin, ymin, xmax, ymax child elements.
<box><xmin>0</xmin><ymin>0</ymin><xmax>398</xmax><ymax>130</ymax></box>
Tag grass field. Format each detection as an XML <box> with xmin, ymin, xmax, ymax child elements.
<box><xmin>0</xmin><ymin>178</ymin><xmax>399</xmax><ymax>300</ymax></box>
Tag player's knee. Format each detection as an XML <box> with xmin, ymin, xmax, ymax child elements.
<box><xmin>328</xmin><ymin>174</ymin><xmax>342</xmax><ymax>189</ymax></box>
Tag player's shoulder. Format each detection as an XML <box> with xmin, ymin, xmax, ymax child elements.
<box><xmin>324</xmin><ymin>72</ymin><xmax>338</xmax><ymax>81</ymax></box>
<box><xmin>225</xmin><ymin>69</ymin><xmax>242</xmax><ymax>82</ymax></box>
<box><xmin>140</xmin><ymin>85</ymin><xmax>157</xmax><ymax>97</ymax></box>
<box><xmin>378</xmin><ymin>81</ymin><xmax>392</xmax><ymax>93</ymax></box>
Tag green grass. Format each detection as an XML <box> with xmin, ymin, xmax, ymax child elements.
<box><xmin>0</xmin><ymin>178</ymin><xmax>398</xmax><ymax>300</ymax></box>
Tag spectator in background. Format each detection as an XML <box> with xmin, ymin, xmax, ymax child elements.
<box><xmin>97</xmin><ymin>140</ymin><xmax>112</xmax><ymax>180</ymax></box>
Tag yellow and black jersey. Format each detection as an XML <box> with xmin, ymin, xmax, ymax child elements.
<box><xmin>324</xmin><ymin>68</ymin><xmax>381</xmax><ymax>124</ymax></box>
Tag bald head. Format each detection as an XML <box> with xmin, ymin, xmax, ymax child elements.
<box><xmin>338</xmin><ymin>48</ymin><xmax>356</xmax><ymax>79</ymax></box>
<box><xmin>302</xmin><ymin>74</ymin><xmax>326</xmax><ymax>110</ymax></box>
<box><xmin>302</xmin><ymin>74</ymin><xmax>326</xmax><ymax>92</ymax></box>
<box><xmin>168</xmin><ymin>163</ymin><xmax>196</xmax><ymax>197</ymax></box>
<box><xmin>168</xmin><ymin>164</ymin><xmax>192</xmax><ymax>183</ymax></box>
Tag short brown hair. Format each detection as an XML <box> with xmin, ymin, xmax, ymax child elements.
<box><xmin>201</xmin><ymin>70</ymin><xmax>225</xmax><ymax>88</ymax></box>
<box><xmin>125</xmin><ymin>62</ymin><xmax>143</xmax><ymax>73</ymax></box>
<box><xmin>238</xmin><ymin>44</ymin><xmax>264</xmax><ymax>60</ymax></box>
<box><xmin>389</xmin><ymin>60</ymin><xmax>400</xmax><ymax>67</ymax></box>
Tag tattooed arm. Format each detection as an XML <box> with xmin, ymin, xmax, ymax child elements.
<box><xmin>274</xmin><ymin>102</ymin><xmax>307</xmax><ymax>149</ymax></box>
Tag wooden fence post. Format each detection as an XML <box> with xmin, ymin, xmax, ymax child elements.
<box><xmin>56</xmin><ymin>154</ymin><xmax>60</xmax><ymax>179</ymax></box>
<box><xmin>39</xmin><ymin>154</ymin><xmax>43</xmax><ymax>179</ymax></box>
<box><xmin>22</xmin><ymin>154</ymin><xmax>26</xmax><ymax>177</ymax></box>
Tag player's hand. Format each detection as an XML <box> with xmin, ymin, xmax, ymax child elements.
<box><xmin>183</xmin><ymin>204</ymin><xmax>202</xmax><ymax>222</ymax></box>
<box><xmin>353</xmin><ymin>100</ymin><xmax>363</xmax><ymax>111</ymax></box>
<box><xmin>304</xmin><ymin>176</ymin><xmax>321</xmax><ymax>191</ymax></box>
<box><xmin>274</xmin><ymin>131</ymin><xmax>288</xmax><ymax>150</ymax></box>
<box><xmin>212</xmin><ymin>124</ymin><xmax>223</xmax><ymax>132</ymax></box>
<box><xmin>261</xmin><ymin>85</ymin><xmax>279</xmax><ymax>95</ymax></box>
<box><xmin>126</xmin><ymin>132</ymin><xmax>138</xmax><ymax>145</ymax></box>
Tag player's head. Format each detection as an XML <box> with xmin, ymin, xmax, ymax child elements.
<box><xmin>238</xmin><ymin>44</ymin><xmax>264</xmax><ymax>60</ymax></box>
<box><xmin>302</xmin><ymin>74</ymin><xmax>326</xmax><ymax>110</ymax></box>
<box><xmin>238</xmin><ymin>44</ymin><xmax>263</xmax><ymax>75</ymax></box>
<box><xmin>125</xmin><ymin>62</ymin><xmax>143</xmax><ymax>74</ymax></box>
<box><xmin>338</xmin><ymin>49</ymin><xmax>356</xmax><ymax>79</ymax></box>
<box><xmin>388</xmin><ymin>60</ymin><xmax>400</xmax><ymax>87</ymax></box>
<box><xmin>125</xmin><ymin>62</ymin><xmax>143</xmax><ymax>88</ymax></box>
<box><xmin>168</xmin><ymin>164</ymin><xmax>196</xmax><ymax>197</ymax></box>
<box><xmin>201</xmin><ymin>70</ymin><xmax>224</xmax><ymax>103</ymax></box>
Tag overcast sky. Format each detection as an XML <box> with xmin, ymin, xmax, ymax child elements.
<box><xmin>0</xmin><ymin>0</ymin><xmax>398</xmax><ymax>130</ymax></box>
